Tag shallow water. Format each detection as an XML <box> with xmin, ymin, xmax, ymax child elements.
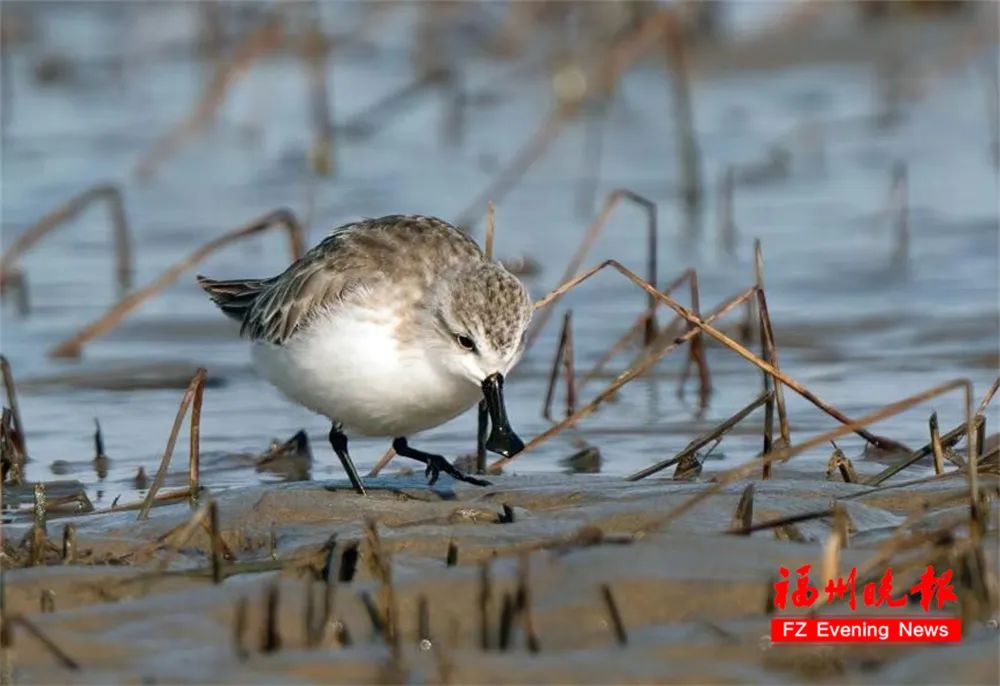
<box><xmin>1</xmin><ymin>2</ymin><xmax>997</xmax><ymax>510</ymax></box>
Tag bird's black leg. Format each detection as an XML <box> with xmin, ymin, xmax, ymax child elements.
<box><xmin>392</xmin><ymin>437</ymin><xmax>491</xmax><ymax>487</ymax></box>
<box><xmin>476</xmin><ymin>399</ymin><xmax>489</xmax><ymax>474</ymax></box>
<box><xmin>328</xmin><ymin>425</ymin><xmax>367</xmax><ymax>495</ymax></box>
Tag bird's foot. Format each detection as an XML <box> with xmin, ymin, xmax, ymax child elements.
<box><xmin>423</xmin><ymin>454</ymin><xmax>491</xmax><ymax>487</ymax></box>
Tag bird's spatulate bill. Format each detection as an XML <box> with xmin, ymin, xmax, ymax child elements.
<box><xmin>482</xmin><ymin>373</ymin><xmax>524</xmax><ymax>457</ymax></box>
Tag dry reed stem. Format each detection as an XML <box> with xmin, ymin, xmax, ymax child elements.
<box><xmin>30</xmin><ymin>483</ymin><xmax>46</xmax><ymax>566</ymax></box>
<box><xmin>135</xmin><ymin>16</ymin><xmax>283</xmax><ymax>179</ymax></box>
<box><xmin>825</xmin><ymin>445</ymin><xmax>858</xmax><ymax>483</ymax></box>
<box><xmin>367</xmin><ymin>446</ymin><xmax>396</xmax><ymax>477</ymax></box>
<box><xmin>627</xmin><ymin>389</ymin><xmax>771</xmax><ymax>481</ymax></box>
<box><xmin>50</xmin><ymin>208</ymin><xmax>305</xmax><ymax>358</ymax></box>
<box><xmin>675</xmin><ymin>268</ymin><xmax>711</xmax><ymax>406</ymax></box>
<box><xmin>61</xmin><ymin>524</ymin><xmax>76</xmax><ymax>564</ymax></box>
<box><xmin>0</xmin><ymin>184</ymin><xmax>132</xmax><ymax>293</ymax></box>
<box><xmin>976</xmin><ymin>376</ymin><xmax>999</xmax><ymax>416</ymax></box>
<box><xmin>869</xmin><ymin>414</ymin><xmax>981</xmax><ymax>485</ymax></box>
<box><xmin>189</xmin><ymin>370</ymin><xmax>205</xmax><ymax>504</ymax></box>
<box><xmin>303</xmin><ymin>28</ymin><xmax>335</xmax><ymax>176</ymax></box>
<box><xmin>755</xmin><ymin>241</ymin><xmax>790</xmax><ymax>453</ymax></box>
<box><xmin>731</xmin><ymin>483</ymin><xmax>754</xmax><ymax>533</ymax></box>
<box><xmin>541</xmin><ymin>310</ymin><xmax>576</xmax><ymax>420</ymax></box>
<box><xmin>484</xmin><ymin>201</ymin><xmax>496</xmax><ymax>261</ymax></box>
<box><xmin>10</xmin><ymin>615</ymin><xmax>79</xmax><ymax>670</ymax></box>
<box><xmin>528</xmin><ymin>189</ymin><xmax>659</xmax><ymax>348</ymax></box>
<box><xmin>261</xmin><ymin>583</ymin><xmax>281</xmax><ymax>653</ymax></box>
<box><xmin>930</xmin><ymin>412</ymin><xmax>945</xmax><ymax>476</ymax></box>
<box><xmin>497</xmin><ymin>258</ymin><xmax>905</xmax><ymax>469</ymax></box>
<box><xmin>138</xmin><ymin>368</ymin><xmax>207</xmax><ymax>521</ymax></box>
<box><xmin>516</xmin><ymin>554</ymin><xmax>540</xmax><ymax>653</ymax></box>
<box><xmin>0</xmin><ymin>356</ymin><xmax>25</xmax><ymax>459</ymax></box>
<box><xmin>479</xmin><ymin>561</ymin><xmax>493</xmax><ymax>650</ymax></box>
<box><xmin>641</xmin><ymin>378</ymin><xmax>973</xmax><ymax>536</ymax></box>
<box><xmin>454</xmin><ymin>109</ymin><xmax>572</xmax><ymax>230</ymax></box>
<box><xmin>599</xmin><ymin>583</ymin><xmax>627</xmax><ymax>646</ymax></box>
<box><xmin>578</xmin><ymin>267</ymin><xmax>699</xmax><ymax>392</ymax></box>
<box><xmin>731</xmin><ymin>508</ymin><xmax>834</xmax><ymax>535</ymax></box>
<box><xmin>490</xmin><ymin>279</ymin><xmax>758</xmax><ymax>472</ymax></box>
<box><xmin>208</xmin><ymin>500</ymin><xmax>224</xmax><ymax>583</ymax></box>
<box><xmin>819</xmin><ymin>504</ymin><xmax>847</xmax><ymax>590</ymax></box>
<box><xmin>455</xmin><ymin>8</ymin><xmax>676</xmax><ymax>230</ymax></box>
<box><xmin>661</xmin><ymin>10</ymin><xmax>702</xmax><ymax>219</ymax></box>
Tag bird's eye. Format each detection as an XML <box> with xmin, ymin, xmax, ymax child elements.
<box><xmin>455</xmin><ymin>334</ymin><xmax>477</xmax><ymax>352</ymax></box>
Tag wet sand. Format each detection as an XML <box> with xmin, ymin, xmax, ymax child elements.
<box><xmin>3</xmin><ymin>464</ymin><xmax>997</xmax><ymax>684</ymax></box>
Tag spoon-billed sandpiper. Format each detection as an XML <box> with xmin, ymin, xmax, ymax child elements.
<box><xmin>198</xmin><ymin>214</ymin><xmax>531</xmax><ymax>494</ymax></box>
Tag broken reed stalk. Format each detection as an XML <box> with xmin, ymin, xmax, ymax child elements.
<box><xmin>730</xmin><ymin>508</ymin><xmax>834</xmax><ymax>535</ymax></box>
<box><xmin>976</xmin><ymin>376</ymin><xmax>999</xmax><ymax>417</ymax></box>
<box><xmin>208</xmin><ymin>500</ymin><xmax>224</xmax><ymax>583</ymax></box>
<box><xmin>820</xmin><ymin>505</ymin><xmax>847</xmax><ymax>590</ymax></box>
<box><xmin>484</xmin><ymin>201</ymin><xmax>496</xmax><ymax>261</ymax></box>
<box><xmin>479</xmin><ymin>561</ymin><xmax>493</xmax><ymax>650</ymax></box>
<box><xmin>303</xmin><ymin>28</ymin><xmax>335</xmax><ymax>176</ymax></box>
<box><xmin>454</xmin><ymin>7</ymin><xmax>676</xmax><ymax>231</ymax></box>
<box><xmin>889</xmin><ymin>162</ymin><xmax>909</xmax><ymax>269</ymax></box>
<box><xmin>541</xmin><ymin>310</ymin><xmax>576</xmax><ymax>420</ymax></box>
<box><xmin>189</xmin><ymin>372</ymin><xmax>205</xmax><ymax>503</ymax></box>
<box><xmin>367</xmin><ymin>446</ymin><xmax>396</xmax><ymax>477</ymax></box>
<box><xmin>61</xmin><ymin>524</ymin><xmax>76</xmax><ymax>564</ymax></box>
<box><xmin>578</xmin><ymin>266</ymin><xmax>700</xmax><ymax>392</ymax></box>
<box><xmin>731</xmin><ymin>483</ymin><xmax>754</xmax><ymax>533</ymax></box>
<box><xmin>365</xmin><ymin>520</ymin><xmax>400</xmax><ymax>655</ymax></box>
<box><xmin>499</xmin><ymin>257</ymin><xmax>910</xmax><ymax>470</ymax></box>
<box><xmin>599</xmin><ymin>584</ymin><xmax>628</xmax><ymax>646</ymax></box>
<box><xmin>261</xmin><ymin>583</ymin><xmax>281</xmax><ymax>653</ymax></box>
<box><xmin>755</xmin><ymin>240</ymin><xmax>790</xmax><ymax>457</ymax></box>
<box><xmin>0</xmin><ymin>355</ymin><xmax>26</xmax><ymax>457</ymax></box>
<box><xmin>528</xmin><ymin>189</ymin><xmax>659</xmax><ymax>348</ymax></box>
<box><xmin>11</xmin><ymin>615</ymin><xmax>79</xmax><ymax>670</ymax></box>
<box><xmin>516</xmin><ymin>554</ymin><xmax>540</xmax><ymax>653</ymax></box>
<box><xmin>0</xmin><ymin>184</ymin><xmax>133</xmax><ymax>293</ymax></box>
<box><xmin>627</xmin><ymin>389</ymin><xmax>771</xmax><ymax>481</ymax></box>
<box><xmin>930</xmin><ymin>412</ymin><xmax>945</xmax><ymax>476</ymax></box>
<box><xmin>524</xmin><ymin>260</ymin><xmax>905</xmax><ymax>455</ymax></box>
<box><xmin>30</xmin><ymin>483</ymin><xmax>46</xmax><ymax>566</ymax></box>
<box><xmin>869</xmin><ymin>414</ymin><xmax>981</xmax><ymax>486</ymax></box>
<box><xmin>454</xmin><ymin>109</ymin><xmax>573</xmax><ymax>230</ymax></box>
<box><xmin>492</xmin><ymin>283</ymin><xmax>758</xmax><ymax>471</ymax></box>
<box><xmin>641</xmin><ymin>377</ymin><xmax>974</xmax><ymax>535</ymax></box>
<box><xmin>675</xmin><ymin>268</ymin><xmax>711</xmax><ymax>406</ymax></box>
<box><xmin>135</xmin><ymin>16</ymin><xmax>283</xmax><ymax>179</ymax></box>
<box><xmin>417</xmin><ymin>594</ymin><xmax>430</xmax><ymax>647</ymax></box>
<box><xmin>661</xmin><ymin>9</ymin><xmax>703</xmax><ymax>224</ymax></box>
<box><xmin>50</xmin><ymin>208</ymin><xmax>305</xmax><ymax>358</ymax></box>
<box><xmin>138</xmin><ymin>368</ymin><xmax>207</xmax><ymax>521</ymax></box>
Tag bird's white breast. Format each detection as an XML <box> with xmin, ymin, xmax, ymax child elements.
<box><xmin>251</xmin><ymin>303</ymin><xmax>481</xmax><ymax>437</ymax></box>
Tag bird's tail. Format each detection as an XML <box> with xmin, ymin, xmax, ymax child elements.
<box><xmin>196</xmin><ymin>275</ymin><xmax>270</xmax><ymax>323</ymax></box>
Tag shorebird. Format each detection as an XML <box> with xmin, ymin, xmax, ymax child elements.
<box><xmin>197</xmin><ymin>215</ymin><xmax>531</xmax><ymax>494</ymax></box>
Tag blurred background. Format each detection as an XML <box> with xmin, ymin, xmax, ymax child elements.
<box><xmin>1</xmin><ymin>1</ymin><xmax>997</xmax><ymax>506</ymax></box>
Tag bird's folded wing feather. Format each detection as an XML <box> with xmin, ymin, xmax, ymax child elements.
<box><xmin>243</xmin><ymin>239</ymin><xmax>369</xmax><ymax>345</ymax></box>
